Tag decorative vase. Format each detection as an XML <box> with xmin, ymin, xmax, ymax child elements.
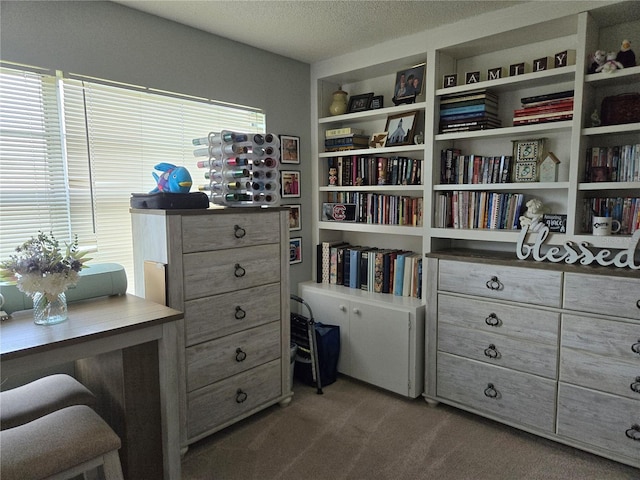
<box><xmin>329</xmin><ymin>90</ymin><xmax>348</xmax><ymax>116</ymax></box>
<box><xmin>33</xmin><ymin>291</ymin><xmax>68</xmax><ymax>325</ymax></box>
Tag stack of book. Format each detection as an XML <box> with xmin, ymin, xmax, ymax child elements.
<box><xmin>325</xmin><ymin>127</ymin><xmax>369</xmax><ymax>152</ymax></box>
<box><xmin>584</xmin><ymin>143</ymin><xmax>639</xmax><ymax>183</ymax></box>
<box><xmin>439</xmin><ymin>89</ymin><xmax>501</xmax><ymax>133</ymax></box>
<box><xmin>440</xmin><ymin>148</ymin><xmax>512</xmax><ymax>185</ymax></box>
<box><xmin>434</xmin><ymin>191</ymin><xmax>525</xmax><ymax>230</ymax></box>
<box><xmin>513</xmin><ymin>90</ymin><xmax>574</xmax><ymax>126</ymax></box>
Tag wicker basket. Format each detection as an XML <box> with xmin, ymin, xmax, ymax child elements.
<box><xmin>600</xmin><ymin>93</ymin><xmax>640</xmax><ymax>126</ymax></box>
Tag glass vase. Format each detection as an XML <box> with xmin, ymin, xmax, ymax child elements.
<box><xmin>33</xmin><ymin>291</ymin><xmax>68</xmax><ymax>325</ymax></box>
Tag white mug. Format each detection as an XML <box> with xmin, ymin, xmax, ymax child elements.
<box><xmin>592</xmin><ymin>216</ymin><xmax>621</xmax><ymax>236</ymax></box>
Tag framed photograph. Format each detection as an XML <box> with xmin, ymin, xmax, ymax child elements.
<box><xmin>393</xmin><ymin>63</ymin><xmax>426</xmax><ymax>104</ymax></box>
<box><xmin>288</xmin><ymin>204</ymin><xmax>301</xmax><ymax>231</ymax></box>
<box><xmin>281</xmin><ymin>170</ymin><xmax>300</xmax><ymax>198</ymax></box>
<box><xmin>369</xmin><ymin>132</ymin><xmax>388</xmax><ymax>148</ymax></box>
<box><xmin>347</xmin><ymin>92</ymin><xmax>374</xmax><ymax>113</ymax></box>
<box><xmin>280</xmin><ymin>135</ymin><xmax>300</xmax><ymax>164</ymax></box>
<box><xmin>289</xmin><ymin>237</ymin><xmax>302</xmax><ymax>264</ymax></box>
<box><xmin>385</xmin><ymin>111</ymin><xmax>418</xmax><ymax>146</ymax></box>
<box><xmin>370</xmin><ymin>95</ymin><xmax>384</xmax><ymax>109</ymax></box>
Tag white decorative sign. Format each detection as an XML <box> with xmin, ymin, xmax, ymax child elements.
<box><xmin>516</xmin><ymin>224</ymin><xmax>640</xmax><ymax>269</ymax></box>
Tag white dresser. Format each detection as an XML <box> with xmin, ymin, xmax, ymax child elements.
<box><xmin>131</xmin><ymin>207</ymin><xmax>291</xmax><ymax>449</ymax></box>
<box><xmin>425</xmin><ymin>252</ymin><xmax>640</xmax><ymax>468</ymax></box>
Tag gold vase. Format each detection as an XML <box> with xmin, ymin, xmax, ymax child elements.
<box><xmin>329</xmin><ymin>90</ymin><xmax>348</xmax><ymax>116</ymax></box>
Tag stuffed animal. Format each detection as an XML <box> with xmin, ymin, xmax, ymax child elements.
<box><xmin>519</xmin><ymin>198</ymin><xmax>548</xmax><ymax>232</ymax></box>
<box><xmin>150</xmin><ymin>163</ymin><xmax>192</xmax><ymax>193</ymax></box>
<box><xmin>616</xmin><ymin>39</ymin><xmax>636</xmax><ymax>68</ymax></box>
<box><xmin>588</xmin><ymin>50</ymin><xmax>607</xmax><ymax>74</ymax></box>
<box><xmin>596</xmin><ymin>51</ymin><xmax>624</xmax><ymax>73</ymax></box>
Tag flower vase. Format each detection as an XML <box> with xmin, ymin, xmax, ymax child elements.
<box><xmin>33</xmin><ymin>291</ymin><xmax>68</xmax><ymax>325</ymax></box>
<box><xmin>329</xmin><ymin>90</ymin><xmax>348</xmax><ymax>116</ymax></box>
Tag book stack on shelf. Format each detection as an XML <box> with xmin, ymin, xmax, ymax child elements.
<box><xmin>513</xmin><ymin>90</ymin><xmax>573</xmax><ymax>126</ymax></box>
<box><xmin>323</xmin><ymin>193</ymin><xmax>423</xmax><ymax>227</ymax></box>
<box><xmin>584</xmin><ymin>144</ymin><xmax>639</xmax><ymax>182</ymax></box>
<box><xmin>434</xmin><ymin>191</ymin><xmax>524</xmax><ymax>230</ymax></box>
<box><xmin>581</xmin><ymin>196</ymin><xmax>640</xmax><ymax>235</ymax></box>
<box><xmin>439</xmin><ymin>89</ymin><xmax>501</xmax><ymax>133</ymax></box>
<box><xmin>440</xmin><ymin>148</ymin><xmax>512</xmax><ymax>185</ymax></box>
<box><xmin>318</xmin><ymin>241</ymin><xmax>422</xmax><ymax>298</ymax></box>
<box><xmin>325</xmin><ymin>127</ymin><xmax>369</xmax><ymax>152</ymax></box>
<box><xmin>328</xmin><ymin>155</ymin><xmax>422</xmax><ymax>186</ymax></box>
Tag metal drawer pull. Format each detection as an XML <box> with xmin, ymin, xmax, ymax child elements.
<box><xmin>631</xmin><ymin>377</ymin><xmax>640</xmax><ymax>394</ymax></box>
<box><xmin>485</xmin><ymin>313</ymin><xmax>501</xmax><ymax>327</ymax></box>
<box><xmin>485</xmin><ymin>276</ymin><xmax>503</xmax><ymax>291</ymax></box>
<box><xmin>235</xmin><ymin>347</ymin><xmax>247</xmax><ymax>362</ymax></box>
<box><xmin>632</xmin><ymin>340</ymin><xmax>640</xmax><ymax>355</ymax></box>
<box><xmin>235</xmin><ymin>389</ymin><xmax>248</xmax><ymax>404</ymax></box>
<box><xmin>234</xmin><ymin>306</ymin><xmax>246</xmax><ymax>320</ymax></box>
<box><xmin>234</xmin><ymin>224</ymin><xmax>246</xmax><ymax>238</ymax></box>
<box><xmin>234</xmin><ymin>263</ymin><xmax>246</xmax><ymax>277</ymax></box>
<box><xmin>484</xmin><ymin>383</ymin><xmax>499</xmax><ymax>399</ymax></box>
<box><xmin>636</xmin><ymin>299</ymin><xmax>640</xmax><ymax>310</ymax></box>
<box><xmin>484</xmin><ymin>344</ymin><xmax>500</xmax><ymax>359</ymax></box>
<box><xmin>625</xmin><ymin>424</ymin><xmax>640</xmax><ymax>441</ymax></box>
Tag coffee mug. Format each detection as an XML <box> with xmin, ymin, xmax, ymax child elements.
<box><xmin>592</xmin><ymin>216</ymin><xmax>621</xmax><ymax>236</ymax></box>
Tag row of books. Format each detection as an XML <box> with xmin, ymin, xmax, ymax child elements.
<box><xmin>513</xmin><ymin>90</ymin><xmax>574</xmax><ymax>126</ymax></box>
<box><xmin>581</xmin><ymin>196</ymin><xmax>640</xmax><ymax>235</ymax></box>
<box><xmin>584</xmin><ymin>144</ymin><xmax>640</xmax><ymax>183</ymax></box>
<box><xmin>323</xmin><ymin>192</ymin><xmax>424</xmax><ymax>226</ymax></box>
<box><xmin>440</xmin><ymin>148</ymin><xmax>513</xmax><ymax>185</ymax></box>
<box><xmin>439</xmin><ymin>89</ymin><xmax>501</xmax><ymax>133</ymax></box>
<box><xmin>434</xmin><ymin>191</ymin><xmax>525</xmax><ymax>230</ymax></box>
<box><xmin>318</xmin><ymin>241</ymin><xmax>422</xmax><ymax>298</ymax></box>
<box><xmin>325</xmin><ymin>133</ymin><xmax>370</xmax><ymax>151</ymax></box>
<box><xmin>328</xmin><ymin>156</ymin><xmax>422</xmax><ymax>187</ymax></box>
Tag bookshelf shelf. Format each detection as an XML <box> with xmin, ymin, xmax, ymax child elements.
<box><xmin>578</xmin><ymin>181</ymin><xmax>640</xmax><ymax>191</ymax></box>
<box><xmin>319</xmin><ymin>101</ymin><xmax>427</xmax><ymax>125</ymax></box>
<box><xmin>433</xmin><ymin>182</ymin><xmax>570</xmax><ymax>192</ymax></box>
<box><xmin>581</xmin><ymin>122</ymin><xmax>640</xmax><ymax>136</ymax></box>
<box><xmin>319</xmin><ymin>144</ymin><xmax>423</xmax><ymax>158</ymax></box>
<box><xmin>317</xmin><ymin>221</ymin><xmax>424</xmax><ymax>236</ymax></box>
<box><xmin>435</xmin><ymin>121</ymin><xmax>573</xmax><ymax>141</ymax></box>
<box><xmin>584</xmin><ymin>65</ymin><xmax>640</xmax><ymax>86</ymax></box>
<box><xmin>320</xmin><ymin>185</ymin><xmax>423</xmax><ymax>193</ymax></box>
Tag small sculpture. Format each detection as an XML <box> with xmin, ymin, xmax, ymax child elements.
<box><xmin>519</xmin><ymin>198</ymin><xmax>548</xmax><ymax>232</ymax></box>
<box><xmin>616</xmin><ymin>39</ymin><xmax>636</xmax><ymax>68</ymax></box>
<box><xmin>150</xmin><ymin>163</ymin><xmax>192</xmax><ymax>193</ymax></box>
<box><xmin>588</xmin><ymin>50</ymin><xmax>607</xmax><ymax>74</ymax></box>
<box><xmin>328</xmin><ymin>167</ymin><xmax>337</xmax><ymax>185</ymax></box>
<box><xmin>596</xmin><ymin>51</ymin><xmax>623</xmax><ymax>74</ymax></box>
<box><xmin>590</xmin><ymin>109</ymin><xmax>601</xmax><ymax>127</ymax></box>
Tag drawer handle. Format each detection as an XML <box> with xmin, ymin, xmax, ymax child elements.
<box><xmin>636</xmin><ymin>299</ymin><xmax>640</xmax><ymax>310</ymax></box>
<box><xmin>632</xmin><ymin>340</ymin><xmax>640</xmax><ymax>355</ymax></box>
<box><xmin>235</xmin><ymin>389</ymin><xmax>248</xmax><ymax>404</ymax></box>
<box><xmin>631</xmin><ymin>377</ymin><xmax>640</xmax><ymax>394</ymax></box>
<box><xmin>485</xmin><ymin>313</ymin><xmax>501</xmax><ymax>327</ymax></box>
<box><xmin>235</xmin><ymin>306</ymin><xmax>246</xmax><ymax>320</ymax></box>
<box><xmin>234</xmin><ymin>263</ymin><xmax>246</xmax><ymax>277</ymax></box>
<box><xmin>484</xmin><ymin>383</ymin><xmax>499</xmax><ymax>399</ymax></box>
<box><xmin>235</xmin><ymin>347</ymin><xmax>247</xmax><ymax>362</ymax></box>
<box><xmin>484</xmin><ymin>344</ymin><xmax>500</xmax><ymax>359</ymax></box>
<box><xmin>234</xmin><ymin>224</ymin><xmax>246</xmax><ymax>238</ymax></box>
<box><xmin>485</xmin><ymin>276</ymin><xmax>503</xmax><ymax>291</ymax></box>
<box><xmin>625</xmin><ymin>424</ymin><xmax>640</xmax><ymax>441</ymax></box>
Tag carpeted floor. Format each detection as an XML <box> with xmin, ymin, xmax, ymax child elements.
<box><xmin>181</xmin><ymin>376</ymin><xmax>639</xmax><ymax>480</ymax></box>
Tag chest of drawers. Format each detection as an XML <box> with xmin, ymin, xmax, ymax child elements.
<box><xmin>131</xmin><ymin>207</ymin><xmax>291</xmax><ymax>448</ymax></box>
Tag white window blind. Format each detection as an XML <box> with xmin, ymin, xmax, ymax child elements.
<box><xmin>0</xmin><ymin>65</ymin><xmax>265</xmax><ymax>292</ymax></box>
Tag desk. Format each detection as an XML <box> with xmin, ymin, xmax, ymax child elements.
<box><xmin>0</xmin><ymin>294</ymin><xmax>183</xmax><ymax>480</ymax></box>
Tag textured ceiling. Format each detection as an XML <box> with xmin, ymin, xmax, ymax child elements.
<box><xmin>113</xmin><ymin>1</ymin><xmax>525</xmax><ymax>63</ymax></box>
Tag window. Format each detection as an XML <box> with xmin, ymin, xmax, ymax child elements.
<box><xmin>0</xmin><ymin>65</ymin><xmax>265</xmax><ymax>291</ymax></box>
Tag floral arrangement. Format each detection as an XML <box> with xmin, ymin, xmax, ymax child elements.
<box><xmin>0</xmin><ymin>231</ymin><xmax>90</xmax><ymax>301</ymax></box>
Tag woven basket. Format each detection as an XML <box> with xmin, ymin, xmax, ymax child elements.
<box><xmin>600</xmin><ymin>93</ymin><xmax>640</xmax><ymax>125</ymax></box>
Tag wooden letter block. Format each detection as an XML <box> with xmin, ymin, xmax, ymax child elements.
<box><xmin>533</xmin><ymin>56</ymin><xmax>553</xmax><ymax>72</ymax></box>
<box><xmin>554</xmin><ymin>49</ymin><xmax>576</xmax><ymax>67</ymax></box>
<box><xmin>443</xmin><ymin>74</ymin><xmax>457</xmax><ymax>88</ymax></box>
<box><xmin>509</xmin><ymin>62</ymin><xmax>528</xmax><ymax>76</ymax></box>
<box><xmin>487</xmin><ymin>67</ymin><xmax>504</xmax><ymax>80</ymax></box>
<box><xmin>465</xmin><ymin>71</ymin><xmax>480</xmax><ymax>84</ymax></box>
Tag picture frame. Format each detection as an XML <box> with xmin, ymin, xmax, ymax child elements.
<box><xmin>289</xmin><ymin>237</ymin><xmax>302</xmax><ymax>264</ymax></box>
<box><xmin>281</xmin><ymin>170</ymin><xmax>300</xmax><ymax>198</ymax></box>
<box><xmin>288</xmin><ymin>204</ymin><xmax>301</xmax><ymax>231</ymax></box>
<box><xmin>370</xmin><ymin>95</ymin><xmax>384</xmax><ymax>109</ymax></box>
<box><xmin>347</xmin><ymin>92</ymin><xmax>374</xmax><ymax>113</ymax></box>
<box><xmin>385</xmin><ymin>111</ymin><xmax>418</xmax><ymax>146</ymax></box>
<box><xmin>280</xmin><ymin>135</ymin><xmax>300</xmax><ymax>164</ymax></box>
<box><xmin>369</xmin><ymin>132</ymin><xmax>388</xmax><ymax>148</ymax></box>
<box><xmin>393</xmin><ymin>63</ymin><xmax>426</xmax><ymax>104</ymax></box>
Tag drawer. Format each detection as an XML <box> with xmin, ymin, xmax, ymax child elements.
<box><xmin>438</xmin><ymin>322</ymin><xmax>557</xmax><ymax>378</ymax></box>
<box><xmin>186</xmin><ymin>321</ymin><xmax>281</xmax><ymax>392</ymax></box>
<box><xmin>564</xmin><ymin>273</ymin><xmax>640</xmax><ymax>320</ymax></box>
<box><xmin>557</xmin><ymin>383</ymin><xmax>640</xmax><ymax>466</ymax></box>
<box><xmin>185</xmin><ymin>283</ymin><xmax>281</xmax><ymax>346</ymax></box>
<box><xmin>182</xmin><ymin>211</ymin><xmax>281</xmax><ymax>253</ymax></box>
<box><xmin>561</xmin><ymin>315</ymin><xmax>640</xmax><ymax>400</ymax></box>
<box><xmin>438</xmin><ymin>260</ymin><xmax>561</xmax><ymax>307</ymax></box>
<box><xmin>437</xmin><ymin>352</ymin><xmax>557</xmax><ymax>432</ymax></box>
<box><xmin>183</xmin><ymin>243</ymin><xmax>281</xmax><ymax>299</ymax></box>
<box><xmin>438</xmin><ymin>294</ymin><xmax>559</xmax><ymax>344</ymax></box>
<box><xmin>187</xmin><ymin>359</ymin><xmax>282</xmax><ymax>440</ymax></box>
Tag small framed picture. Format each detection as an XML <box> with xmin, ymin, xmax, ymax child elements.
<box><xmin>385</xmin><ymin>111</ymin><xmax>418</xmax><ymax>146</ymax></box>
<box><xmin>288</xmin><ymin>204</ymin><xmax>301</xmax><ymax>231</ymax></box>
<box><xmin>393</xmin><ymin>63</ymin><xmax>426</xmax><ymax>104</ymax></box>
<box><xmin>281</xmin><ymin>170</ymin><xmax>300</xmax><ymax>198</ymax></box>
<box><xmin>347</xmin><ymin>92</ymin><xmax>374</xmax><ymax>113</ymax></box>
<box><xmin>369</xmin><ymin>132</ymin><xmax>388</xmax><ymax>148</ymax></box>
<box><xmin>370</xmin><ymin>95</ymin><xmax>384</xmax><ymax>109</ymax></box>
<box><xmin>280</xmin><ymin>135</ymin><xmax>300</xmax><ymax>164</ymax></box>
<box><xmin>289</xmin><ymin>237</ymin><xmax>302</xmax><ymax>264</ymax></box>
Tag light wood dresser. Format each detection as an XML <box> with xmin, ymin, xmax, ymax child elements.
<box><xmin>131</xmin><ymin>207</ymin><xmax>291</xmax><ymax>450</ymax></box>
<box><xmin>424</xmin><ymin>250</ymin><xmax>640</xmax><ymax>468</ymax></box>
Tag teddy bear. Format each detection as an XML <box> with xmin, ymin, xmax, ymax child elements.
<box><xmin>519</xmin><ymin>198</ymin><xmax>548</xmax><ymax>232</ymax></box>
<box><xmin>588</xmin><ymin>50</ymin><xmax>607</xmax><ymax>74</ymax></box>
<box><xmin>616</xmin><ymin>39</ymin><xmax>636</xmax><ymax>68</ymax></box>
<box><xmin>596</xmin><ymin>51</ymin><xmax>623</xmax><ymax>73</ymax></box>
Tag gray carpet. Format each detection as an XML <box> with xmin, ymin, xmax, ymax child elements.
<box><xmin>181</xmin><ymin>376</ymin><xmax>639</xmax><ymax>480</ymax></box>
